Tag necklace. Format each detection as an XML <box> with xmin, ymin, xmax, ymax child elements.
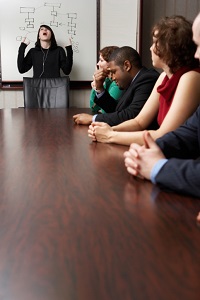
<box><xmin>39</xmin><ymin>47</ymin><xmax>50</xmax><ymax>77</ymax></box>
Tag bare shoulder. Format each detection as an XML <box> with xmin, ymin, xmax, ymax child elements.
<box><xmin>180</xmin><ymin>69</ymin><xmax>200</xmax><ymax>81</ymax></box>
<box><xmin>176</xmin><ymin>70</ymin><xmax>200</xmax><ymax>92</ymax></box>
<box><xmin>157</xmin><ymin>71</ymin><xmax>166</xmax><ymax>81</ymax></box>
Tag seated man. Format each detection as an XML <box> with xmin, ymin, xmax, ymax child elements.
<box><xmin>124</xmin><ymin>12</ymin><xmax>200</xmax><ymax>222</ymax></box>
<box><xmin>73</xmin><ymin>46</ymin><xmax>159</xmax><ymax>126</ymax></box>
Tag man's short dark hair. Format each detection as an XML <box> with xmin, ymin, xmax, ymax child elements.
<box><xmin>108</xmin><ymin>46</ymin><xmax>142</xmax><ymax>69</ymax></box>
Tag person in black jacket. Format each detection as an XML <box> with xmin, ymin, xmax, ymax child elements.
<box><xmin>124</xmin><ymin>13</ymin><xmax>200</xmax><ymax>205</ymax></box>
<box><xmin>73</xmin><ymin>46</ymin><xmax>159</xmax><ymax>126</ymax></box>
<box><xmin>17</xmin><ymin>24</ymin><xmax>73</xmax><ymax>78</ymax></box>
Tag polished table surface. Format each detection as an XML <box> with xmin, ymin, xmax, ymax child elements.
<box><xmin>0</xmin><ymin>108</ymin><xmax>199</xmax><ymax>300</ymax></box>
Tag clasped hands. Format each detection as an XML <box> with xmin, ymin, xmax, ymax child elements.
<box><xmin>89</xmin><ymin>122</ymin><xmax>200</xmax><ymax>223</ymax></box>
<box><xmin>88</xmin><ymin>127</ymin><xmax>166</xmax><ymax>180</ymax></box>
<box><xmin>88</xmin><ymin>122</ymin><xmax>114</xmax><ymax>143</ymax></box>
<box><xmin>124</xmin><ymin>131</ymin><xmax>166</xmax><ymax>180</ymax></box>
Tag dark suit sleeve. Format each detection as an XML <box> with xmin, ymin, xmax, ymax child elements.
<box><xmin>155</xmin><ymin>107</ymin><xmax>200</xmax><ymax>197</ymax></box>
<box><xmin>94</xmin><ymin>90</ymin><xmax>119</xmax><ymax>113</ymax></box>
<box><xmin>94</xmin><ymin>69</ymin><xmax>159</xmax><ymax>126</ymax></box>
<box><xmin>155</xmin><ymin>158</ymin><xmax>200</xmax><ymax>197</ymax></box>
<box><xmin>156</xmin><ymin>108</ymin><xmax>200</xmax><ymax>159</ymax></box>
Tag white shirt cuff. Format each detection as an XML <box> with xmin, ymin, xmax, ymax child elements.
<box><xmin>92</xmin><ymin>114</ymin><xmax>97</xmax><ymax>122</ymax></box>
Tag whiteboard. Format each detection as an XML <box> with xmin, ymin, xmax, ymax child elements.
<box><xmin>0</xmin><ymin>0</ymin><xmax>97</xmax><ymax>81</ymax></box>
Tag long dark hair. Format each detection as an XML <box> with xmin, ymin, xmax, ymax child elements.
<box><xmin>35</xmin><ymin>24</ymin><xmax>57</xmax><ymax>49</ymax></box>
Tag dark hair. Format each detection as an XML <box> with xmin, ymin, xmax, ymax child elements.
<box><xmin>35</xmin><ymin>24</ymin><xmax>57</xmax><ymax>49</ymax></box>
<box><xmin>108</xmin><ymin>46</ymin><xmax>142</xmax><ymax>69</ymax></box>
<box><xmin>99</xmin><ymin>46</ymin><xmax>119</xmax><ymax>62</ymax></box>
<box><xmin>152</xmin><ymin>15</ymin><xmax>199</xmax><ymax>73</ymax></box>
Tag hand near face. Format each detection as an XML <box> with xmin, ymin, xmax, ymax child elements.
<box><xmin>124</xmin><ymin>131</ymin><xmax>166</xmax><ymax>179</ymax></box>
<box><xmin>91</xmin><ymin>66</ymin><xmax>98</xmax><ymax>90</ymax></box>
<box><xmin>68</xmin><ymin>38</ymin><xmax>72</xmax><ymax>45</ymax></box>
<box><xmin>64</xmin><ymin>38</ymin><xmax>72</xmax><ymax>47</ymax></box>
<box><xmin>22</xmin><ymin>36</ymin><xmax>30</xmax><ymax>46</ymax></box>
<box><xmin>91</xmin><ymin>74</ymin><xmax>96</xmax><ymax>89</ymax></box>
<box><xmin>94</xmin><ymin>68</ymin><xmax>108</xmax><ymax>80</ymax></box>
<box><xmin>73</xmin><ymin>113</ymin><xmax>93</xmax><ymax>125</ymax></box>
<box><xmin>93</xmin><ymin>68</ymin><xmax>109</xmax><ymax>91</ymax></box>
<box><xmin>88</xmin><ymin>122</ymin><xmax>113</xmax><ymax>143</ymax></box>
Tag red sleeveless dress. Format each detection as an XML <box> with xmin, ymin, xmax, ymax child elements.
<box><xmin>157</xmin><ymin>66</ymin><xmax>200</xmax><ymax>126</ymax></box>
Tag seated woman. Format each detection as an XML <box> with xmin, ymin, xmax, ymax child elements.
<box><xmin>88</xmin><ymin>15</ymin><xmax>200</xmax><ymax>146</ymax></box>
<box><xmin>90</xmin><ymin>46</ymin><xmax>123</xmax><ymax>114</ymax></box>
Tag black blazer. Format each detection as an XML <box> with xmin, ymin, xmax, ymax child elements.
<box><xmin>94</xmin><ymin>67</ymin><xmax>159</xmax><ymax>126</ymax></box>
<box><xmin>155</xmin><ymin>106</ymin><xmax>200</xmax><ymax>197</ymax></box>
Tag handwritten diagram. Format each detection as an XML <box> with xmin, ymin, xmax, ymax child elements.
<box><xmin>1</xmin><ymin>0</ymin><xmax>97</xmax><ymax>81</ymax></box>
<box><xmin>17</xmin><ymin>2</ymin><xmax>79</xmax><ymax>52</ymax></box>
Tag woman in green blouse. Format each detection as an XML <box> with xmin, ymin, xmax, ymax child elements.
<box><xmin>90</xmin><ymin>46</ymin><xmax>123</xmax><ymax>114</ymax></box>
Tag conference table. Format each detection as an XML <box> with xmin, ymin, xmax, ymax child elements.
<box><xmin>0</xmin><ymin>107</ymin><xmax>199</xmax><ymax>300</ymax></box>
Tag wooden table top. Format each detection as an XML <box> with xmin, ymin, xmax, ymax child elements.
<box><xmin>0</xmin><ymin>108</ymin><xmax>199</xmax><ymax>300</ymax></box>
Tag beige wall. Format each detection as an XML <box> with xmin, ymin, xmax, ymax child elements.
<box><xmin>141</xmin><ymin>0</ymin><xmax>200</xmax><ymax>68</ymax></box>
<box><xmin>0</xmin><ymin>89</ymin><xmax>91</xmax><ymax>109</ymax></box>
